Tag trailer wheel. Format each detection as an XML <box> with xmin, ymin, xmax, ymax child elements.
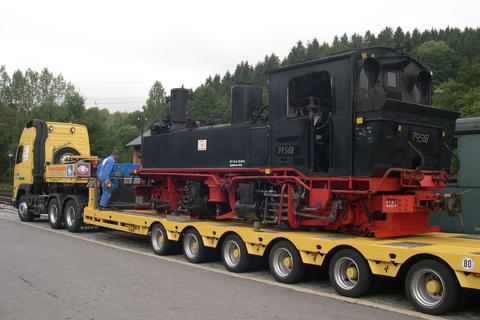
<box><xmin>329</xmin><ymin>249</ymin><xmax>373</xmax><ymax>297</ymax></box>
<box><xmin>405</xmin><ymin>259</ymin><xmax>459</xmax><ymax>315</ymax></box>
<box><xmin>64</xmin><ymin>199</ymin><xmax>83</xmax><ymax>233</ymax></box>
<box><xmin>269</xmin><ymin>240</ymin><xmax>305</xmax><ymax>284</ymax></box>
<box><xmin>221</xmin><ymin>234</ymin><xmax>252</xmax><ymax>273</ymax></box>
<box><xmin>182</xmin><ymin>229</ymin><xmax>210</xmax><ymax>263</ymax></box>
<box><xmin>151</xmin><ymin>224</ymin><xmax>175</xmax><ymax>255</ymax></box>
<box><xmin>17</xmin><ymin>195</ymin><xmax>34</xmax><ymax>222</ymax></box>
<box><xmin>48</xmin><ymin>198</ymin><xmax>64</xmax><ymax>229</ymax></box>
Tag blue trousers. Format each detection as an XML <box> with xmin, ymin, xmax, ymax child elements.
<box><xmin>100</xmin><ymin>181</ymin><xmax>112</xmax><ymax>207</ymax></box>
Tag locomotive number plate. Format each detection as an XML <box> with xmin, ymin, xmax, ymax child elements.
<box><xmin>412</xmin><ymin>131</ymin><xmax>430</xmax><ymax>144</ymax></box>
<box><xmin>276</xmin><ymin>145</ymin><xmax>299</xmax><ymax>156</ymax></box>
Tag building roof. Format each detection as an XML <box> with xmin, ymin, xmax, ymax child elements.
<box><xmin>125</xmin><ymin>130</ymin><xmax>151</xmax><ymax>147</ymax></box>
<box><xmin>456</xmin><ymin>117</ymin><xmax>480</xmax><ymax>135</ymax></box>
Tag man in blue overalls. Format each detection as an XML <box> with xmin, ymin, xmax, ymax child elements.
<box><xmin>98</xmin><ymin>150</ymin><xmax>120</xmax><ymax>209</ymax></box>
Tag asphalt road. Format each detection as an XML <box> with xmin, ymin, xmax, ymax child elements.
<box><xmin>0</xmin><ymin>215</ymin><xmax>417</xmax><ymax>320</ymax></box>
<box><xmin>0</xmin><ymin>206</ymin><xmax>479</xmax><ymax>320</ymax></box>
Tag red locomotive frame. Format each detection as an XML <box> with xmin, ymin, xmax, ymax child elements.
<box><xmin>137</xmin><ymin>167</ymin><xmax>450</xmax><ymax>238</ymax></box>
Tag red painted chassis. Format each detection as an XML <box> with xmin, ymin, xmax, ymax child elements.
<box><xmin>136</xmin><ymin>167</ymin><xmax>450</xmax><ymax>238</ymax></box>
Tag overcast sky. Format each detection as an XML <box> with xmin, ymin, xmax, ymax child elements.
<box><xmin>1</xmin><ymin>0</ymin><xmax>478</xmax><ymax>112</ymax></box>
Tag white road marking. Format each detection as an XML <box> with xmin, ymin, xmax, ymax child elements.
<box><xmin>0</xmin><ymin>214</ymin><xmax>443</xmax><ymax>320</ymax></box>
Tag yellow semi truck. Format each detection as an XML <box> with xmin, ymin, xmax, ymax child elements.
<box><xmin>13</xmin><ymin>119</ymin><xmax>97</xmax><ymax>231</ymax></box>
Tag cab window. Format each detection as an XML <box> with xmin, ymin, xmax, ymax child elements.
<box><xmin>16</xmin><ymin>146</ymin><xmax>23</xmax><ymax>164</ymax></box>
<box><xmin>287</xmin><ymin>71</ymin><xmax>333</xmax><ymax>117</ymax></box>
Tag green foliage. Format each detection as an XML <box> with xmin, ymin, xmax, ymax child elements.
<box><xmin>188</xmin><ymin>85</ymin><xmax>229</xmax><ymax>124</ymax></box>
<box><xmin>142</xmin><ymin>81</ymin><xmax>168</xmax><ymax>126</ymax></box>
<box><xmin>415</xmin><ymin>41</ymin><xmax>462</xmax><ymax>82</ymax></box>
<box><xmin>0</xmin><ymin>103</ymin><xmax>15</xmax><ymax>182</ymax></box>
<box><xmin>0</xmin><ymin>181</ymin><xmax>12</xmax><ymax>191</ymax></box>
<box><xmin>432</xmin><ymin>80</ymin><xmax>466</xmax><ymax>112</ymax></box>
<box><xmin>84</xmin><ymin>107</ymin><xmax>111</xmax><ymax>156</ymax></box>
<box><xmin>433</xmin><ymin>57</ymin><xmax>480</xmax><ymax>117</ymax></box>
<box><xmin>63</xmin><ymin>88</ymin><xmax>86</xmax><ymax>122</ymax></box>
<box><xmin>457</xmin><ymin>57</ymin><xmax>480</xmax><ymax>87</ymax></box>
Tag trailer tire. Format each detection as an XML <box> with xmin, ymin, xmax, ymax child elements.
<box><xmin>329</xmin><ymin>249</ymin><xmax>373</xmax><ymax>298</ymax></box>
<box><xmin>151</xmin><ymin>224</ymin><xmax>175</xmax><ymax>255</ymax></box>
<box><xmin>64</xmin><ymin>199</ymin><xmax>83</xmax><ymax>233</ymax></box>
<box><xmin>182</xmin><ymin>229</ymin><xmax>210</xmax><ymax>263</ymax></box>
<box><xmin>17</xmin><ymin>195</ymin><xmax>34</xmax><ymax>222</ymax></box>
<box><xmin>48</xmin><ymin>198</ymin><xmax>64</xmax><ymax>229</ymax></box>
<box><xmin>269</xmin><ymin>240</ymin><xmax>305</xmax><ymax>284</ymax></box>
<box><xmin>405</xmin><ymin>259</ymin><xmax>459</xmax><ymax>315</ymax></box>
<box><xmin>221</xmin><ymin>234</ymin><xmax>252</xmax><ymax>273</ymax></box>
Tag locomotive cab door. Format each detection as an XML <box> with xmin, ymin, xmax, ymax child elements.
<box><xmin>248</xmin><ymin>126</ymin><xmax>270</xmax><ymax>167</ymax></box>
<box><xmin>287</xmin><ymin>71</ymin><xmax>333</xmax><ymax>173</ymax></box>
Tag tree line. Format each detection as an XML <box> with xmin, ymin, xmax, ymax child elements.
<box><xmin>1</xmin><ymin>26</ymin><xmax>480</xmax><ymax>185</ymax></box>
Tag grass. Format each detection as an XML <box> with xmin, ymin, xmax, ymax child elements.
<box><xmin>0</xmin><ymin>181</ymin><xmax>12</xmax><ymax>191</ymax></box>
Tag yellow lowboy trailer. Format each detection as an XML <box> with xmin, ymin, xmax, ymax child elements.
<box><xmin>77</xmin><ymin>182</ymin><xmax>480</xmax><ymax>316</ymax></box>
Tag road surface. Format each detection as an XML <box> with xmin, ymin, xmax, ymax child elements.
<box><xmin>1</xmin><ymin>206</ymin><xmax>479</xmax><ymax>320</ymax></box>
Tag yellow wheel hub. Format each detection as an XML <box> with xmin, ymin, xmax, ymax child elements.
<box><xmin>426</xmin><ymin>279</ymin><xmax>442</xmax><ymax>294</ymax></box>
<box><xmin>283</xmin><ymin>257</ymin><xmax>293</xmax><ymax>269</ymax></box>
<box><xmin>346</xmin><ymin>266</ymin><xmax>358</xmax><ymax>280</ymax></box>
<box><xmin>232</xmin><ymin>248</ymin><xmax>240</xmax><ymax>258</ymax></box>
<box><xmin>192</xmin><ymin>242</ymin><xmax>198</xmax><ymax>251</ymax></box>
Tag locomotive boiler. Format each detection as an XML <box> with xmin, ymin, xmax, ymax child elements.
<box><xmin>138</xmin><ymin>47</ymin><xmax>459</xmax><ymax>237</ymax></box>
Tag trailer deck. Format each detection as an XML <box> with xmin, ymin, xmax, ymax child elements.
<box><xmin>83</xmin><ymin>205</ymin><xmax>480</xmax><ymax>289</ymax></box>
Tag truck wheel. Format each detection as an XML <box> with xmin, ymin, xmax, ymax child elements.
<box><xmin>182</xmin><ymin>229</ymin><xmax>210</xmax><ymax>263</ymax></box>
<box><xmin>221</xmin><ymin>234</ymin><xmax>252</xmax><ymax>273</ymax></box>
<box><xmin>405</xmin><ymin>259</ymin><xmax>459</xmax><ymax>315</ymax></box>
<box><xmin>269</xmin><ymin>240</ymin><xmax>305</xmax><ymax>283</ymax></box>
<box><xmin>17</xmin><ymin>195</ymin><xmax>34</xmax><ymax>222</ymax></box>
<box><xmin>64</xmin><ymin>199</ymin><xmax>83</xmax><ymax>233</ymax></box>
<box><xmin>329</xmin><ymin>248</ymin><xmax>373</xmax><ymax>297</ymax></box>
<box><xmin>48</xmin><ymin>198</ymin><xmax>64</xmax><ymax>229</ymax></box>
<box><xmin>151</xmin><ymin>224</ymin><xmax>175</xmax><ymax>255</ymax></box>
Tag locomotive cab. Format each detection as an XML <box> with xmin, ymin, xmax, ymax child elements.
<box><xmin>352</xmin><ymin>48</ymin><xmax>458</xmax><ymax>176</ymax></box>
<box><xmin>268</xmin><ymin>47</ymin><xmax>458</xmax><ymax>177</ymax></box>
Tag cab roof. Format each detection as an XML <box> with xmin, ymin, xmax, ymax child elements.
<box><xmin>268</xmin><ymin>47</ymin><xmax>412</xmax><ymax>74</ymax></box>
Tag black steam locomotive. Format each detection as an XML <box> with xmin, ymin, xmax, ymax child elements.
<box><xmin>138</xmin><ymin>47</ymin><xmax>458</xmax><ymax>238</ymax></box>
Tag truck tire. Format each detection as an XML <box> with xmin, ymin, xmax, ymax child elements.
<box><xmin>182</xmin><ymin>228</ymin><xmax>210</xmax><ymax>263</ymax></box>
<box><xmin>405</xmin><ymin>259</ymin><xmax>459</xmax><ymax>315</ymax></box>
<box><xmin>64</xmin><ymin>199</ymin><xmax>83</xmax><ymax>232</ymax></box>
<box><xmin>329</xmin><ymin>248</ymin><xmax>373</xmax><ymax>298</ymax></box>
<box><xmin>48</xmin><ymin>198</ymin><xmax>64</xmax><ymax>229</ymax></box>
<box><xmin>17</xmin><ymin>195</ymin><xmax>34</xmax><ymax>222</ymax></box>
<box><xmin>151</xmin><ymin>224</ymin><xmax>175</xmax><ymax>255</ymax></box>
<box><xmin>269</xmin><ymin>240</ymin><xmax>305</xmax><ymax>284</ymax></box>
<box><xmin>53</xmin><ymin>147</ymin><xmax>79</xmax><ymax>164</ymax></box>
<box><xmin>221</xmin><ymin>234</ymin><xmax>252</xmax><ymax>273</ymax></box>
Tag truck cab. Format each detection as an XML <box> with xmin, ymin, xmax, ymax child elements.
<box><xmin>13</xmin><ymin>120</ymin><xmax>91</xmax><ymax>221</ymax></box>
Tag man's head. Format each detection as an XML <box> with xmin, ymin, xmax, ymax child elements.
<box><xmin>112</xmin><ymin>150</ymin><xmax>120</xmax><ymax>161</ymax></box>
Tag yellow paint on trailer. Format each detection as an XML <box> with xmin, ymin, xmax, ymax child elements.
<box><xmin>82</xmin><ymin>202</ymin><xmax>480</xmax><ymax>291</ymax></box>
